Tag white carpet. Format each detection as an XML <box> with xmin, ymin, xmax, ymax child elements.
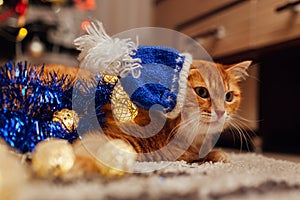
<box><xmin>17</xmin><ymin>152</ymin><xmax>300</xmax><ymax>200</ymax></box>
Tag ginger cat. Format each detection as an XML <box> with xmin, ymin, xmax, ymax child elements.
<box><xmin>97</xmin><ymin>59</ymin><xmax>252</xmax><ymax>163</ymax></box>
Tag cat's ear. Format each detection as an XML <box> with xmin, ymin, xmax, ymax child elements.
<box><xmin>190</xmin><ymin>60</ymin><xmax>206</xmax><ymax>69</ymax></box>
<box><xmin>188</xmin><ymin>60</ymin><xmax>204</xmax><ymax>81</ymax></box>
<box><xmin>225</xmin><ymin>60</ymin><xmax>252</xmax><ymax>81</ymax></box>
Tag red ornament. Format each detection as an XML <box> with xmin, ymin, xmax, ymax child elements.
<box><xmin>73</xmin><ymin>0</ymin><xmax>96</xmax><ymax>11</ymax></box>
<box><xmin>15</xmin><ymin>0</ymin><xmax>27</xmax><ymax>16</ymax></box>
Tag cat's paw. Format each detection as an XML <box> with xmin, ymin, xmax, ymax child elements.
<box><xmin>203</xmin><ymin>149</ymin><xmax>229</xmax><ymax>163</ymax></box>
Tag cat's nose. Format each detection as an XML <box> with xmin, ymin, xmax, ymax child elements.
<box><xmin>215</xmin><ymin>110</ymin><xmax>225</xmax><ymax>118</ymax></box>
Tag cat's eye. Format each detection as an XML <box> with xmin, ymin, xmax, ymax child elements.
<box><xmin>225</xmin><ymin>91</ymin><xmax>234</xmax><ymax>102</ymax></box>
<box><xmin>194</xmin><ymin>87</ymin><xmax>209</xmax><ymax>98</ymax></box>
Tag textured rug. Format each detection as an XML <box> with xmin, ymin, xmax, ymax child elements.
<box><xmin>16</xmin><ymin>152</ymin><xmax>300</xmax><ymax>200</ymax></box>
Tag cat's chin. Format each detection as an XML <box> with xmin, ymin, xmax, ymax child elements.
<box><xmin>202</xmin><ymin>120</ymin><xmax>220</xmax><ymax>126</ymax></box>
<box><xmin>199</xmin><ymin>120</ymin><xmax>225</xmax><ymax>134</ymax></box>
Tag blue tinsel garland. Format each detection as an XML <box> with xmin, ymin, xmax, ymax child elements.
<box><xmin>0</xmin><ymin>62</ymin><xmax>114</xmax><ymax>153</ymax></box>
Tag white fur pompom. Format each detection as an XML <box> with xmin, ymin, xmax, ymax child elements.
<box><xmin>74</xmin><ymin>21</ymin><xmax>142</xmax><ymax>78</ymax></box>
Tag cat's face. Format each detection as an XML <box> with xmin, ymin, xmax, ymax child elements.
<box><xmin>183</xmin><ymin>60</ymin><xmax>251</xmax><ymax>134</ymax></box>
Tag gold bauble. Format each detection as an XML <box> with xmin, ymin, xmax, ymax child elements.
<box><xmin>110</xmin><ymin>84</ymin><xmax>138</xmax><ymax>122</ymax></box>
<box><xmin>53</xmin><ymin>109</ymin><xmax>79</xmax><ymax>131</ymax></box>
<box><xmin>102</xmin><ymin>74</ymin><xmax>138</xmax><ymax>122</ymax></box>
<box><xmin>32</xmin><ymin>139</ymin><xmax>75</xmax><ymax>178</ymax></box>
<box><xmin>73</xmin><ymin>133</ymin><xmax>137</xmax><ymax>177</ymax></box>
<box><xmin>95</xmin><ymin>139</ymin><xmax>137</xmax><ymax>176</ymax></box>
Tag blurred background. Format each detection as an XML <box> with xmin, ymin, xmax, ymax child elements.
<box><xmin>1</xmin><ymin>0</ymin><xmax>300</xmax><ymax>156</ymax></box>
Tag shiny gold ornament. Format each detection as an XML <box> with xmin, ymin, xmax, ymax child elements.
<box><xmin>102</xmin><ymin>74</ymin><xmax>138</xmax><ymax>122</ymax></box>
<box><xmin>53</xmin><ymin>109</ymin><xmax>79</xmax><ymax>131</ymax></box>
<box><xmin>103</xmin><ymin>74</ymin><xmax>119</xmax><ymax>84</ymax></box>
<box><xmin>111</xmin><ymin>84</ymin><xmax>138</xmax><ymax>122</ymax></box>
<box><xmin>32</xmin><ymin>139</ymin><xmax>75</xmax><ymax>178</ymax></box>
<box><xmin>72</xmin><ymin>133</ymin><xmax>137</xmax><ymax>177</ymax></box>
<box><xmin>95</xmin><ymin>139</ymin><xmax>137</xmax><ymax>176</ymax></box>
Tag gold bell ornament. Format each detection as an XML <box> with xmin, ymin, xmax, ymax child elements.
<box><xmin>31</xmin><ymin>138</ymin><xmax>75</xmax><ymax>178</ymax></box>
<box><xmin>53</xmin><ymin>108</ymin><xmax>79</xmax><ymax>131</ymax></box>
<box><xmin>73</xmin><ymin>133</ymin><xmax>137</xmax><ymax>177</ymax></box>
<box><xmin>95</xmin><ymin>139</ymin><xmax>137</xmax><ymax>176</ymax></box>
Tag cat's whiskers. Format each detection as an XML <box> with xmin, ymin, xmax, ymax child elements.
<box><xmin>172</xmin><ymin>112</ymin><xmax>200</xmax><ymax>137</ymax></box>
<box><xmin>179</xmin><ymin>109</ymin><xmax>226</xmax><ymax>136</ymax></box>
<box><xmin>228</xmin><ymin>120</ymin><xmax>249</xmax><ymax>151</ymax></box>
<box><xmin>165</xmin><ymin>113</ymin><xmax>201</xmax><ymax>154</ymax></box>
<box><xmin>227</xmin><ymin>115</ymin><xmax>255</xmax><ymax>152</ymax></box>
<box><xmin>232</xmin><ymin>115</ymin><xmax>257</xmax><ymax>140</ymax></box>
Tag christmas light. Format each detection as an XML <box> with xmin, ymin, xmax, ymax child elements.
<box><xmin>74</xmin><ymin>0</ymin><xmax>96</xmax><ymax>11</ymax></box>
<box><xmin>81</xmin><ymin>20</ymin><xmax>91</xmax><ymax>32</ymax></box>
<box><xmin>16</xmin><ymin>27</ymin><xmax>27</xmax><ymax>42</ymax></box>
<box><xmin>28</xmin><ymin>37</ymin><xmax>45</xmax><ymax>57</ymax></box>
<box><xmin>16</xmin><ymin>0</ymin><xmax>28</xmax><ymax>27</ymax></box>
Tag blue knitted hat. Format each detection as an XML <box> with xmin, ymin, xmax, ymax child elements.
<box><xmin>74</xmin><ymin>21</ymin><xmax>192</xmax><ymax>117</ymax></box>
